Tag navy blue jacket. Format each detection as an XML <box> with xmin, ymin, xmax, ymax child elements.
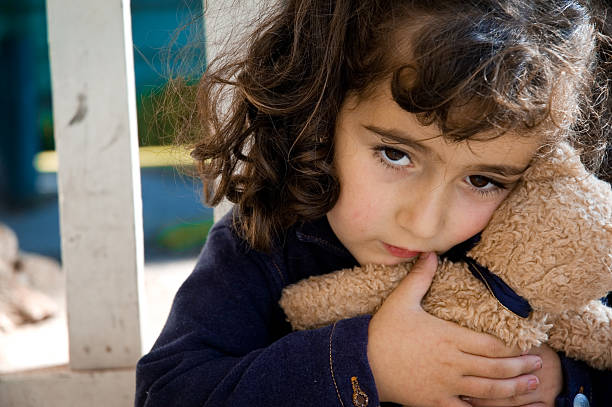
<box><xmin>135</xmin><ymin>212</ymin><xmax>612</xmax><ymax>406</ymax></box>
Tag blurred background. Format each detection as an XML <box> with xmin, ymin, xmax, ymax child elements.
<box><xmin>0</xmin><ymin>0</ymin><xmax>213</xmax><ymax>261</ymax></box>
<box><xmin>0</xmin><ymin>0</ymin><xmax>214</xmax><ymax>372</ymax></box>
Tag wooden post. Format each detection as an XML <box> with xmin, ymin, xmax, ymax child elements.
<box><xmin>46</xmin><ymin>0</ymin><xmax>145</xmax><ymax>370</ymax></box>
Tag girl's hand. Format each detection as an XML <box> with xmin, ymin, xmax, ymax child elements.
<box><xmin>465</xmin><ymin>344</ymin><xmax>562</xmax><ymax>407</ymax></box>
<box><xmin>367</xmin><ymin>252</ymin><xmax>543</xmax><ymax>407</ymax></box>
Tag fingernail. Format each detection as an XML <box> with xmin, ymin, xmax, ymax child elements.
<box><xmin>534</xmin><ymin>358</ymin><xmax>542</xmax><ymax>369</ymax></box>
<box><xmin>419</xmin><ymin>252</ymin><xmax>432</xmax><ymax>260</ymax></box>
<box><xmin>528</xmin><ymin>378</ymin><xmax>539</xmax><ymax>391</ymax></box>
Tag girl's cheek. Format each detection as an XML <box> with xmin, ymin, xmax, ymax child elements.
<box><xmin>453</xmin><ymin>200</ymin><xmax>499</xmax><ymax>241</ymax></box>
<box><xmin>347</xmin><ymin>205</ymin><xmax>374</xmax><ymax>231</ymax></box>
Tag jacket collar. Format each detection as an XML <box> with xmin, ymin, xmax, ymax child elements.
<box><xmin>294</xmin><ymin>216</ymin><xmax>356</xmax><ymax>261</ymax></box>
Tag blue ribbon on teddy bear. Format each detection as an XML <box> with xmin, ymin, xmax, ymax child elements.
<box><xmin>442</xmin><ymin>234</ymin><xmax>533</xmax><ymax>318</ymax></box>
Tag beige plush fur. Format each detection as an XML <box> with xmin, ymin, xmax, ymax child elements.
<box><xmin>279</xmin><ymin>143</ymin><xmax>612</xmax><ymax>370</ymax></box>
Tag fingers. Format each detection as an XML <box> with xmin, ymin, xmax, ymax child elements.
<box><xmin>446</xmin><ymin>398</ymin><xmax>473</xmax><ymax>407</ymax></box>
<box><xmin>393</xmin><ymin>251</ymin><xmax>438</xmax><ymax>306</ymax></box>
<box><xmin>461</xmin><ymin>353</ymin><xmax>542</xmax><ymax>379</ymax></box>
<box><xmin>456</xmin><ymin>329</ymin><xmax>523</xmax><ymax>358</ymax></box>
<box><xmin>460</xmin><ymin>374</ymin><xmax>539</xmax><ymax>400</ymax></box>
<box><xmin>465</xmin><ymin>395</ymin><xmax>546</xmax><ymax>407</ymax></box>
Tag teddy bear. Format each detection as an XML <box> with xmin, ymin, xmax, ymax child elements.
<box><xmin>279</xmin><ymin>142</ymin><xmax>612</xmax><ymax>370</ymax></box>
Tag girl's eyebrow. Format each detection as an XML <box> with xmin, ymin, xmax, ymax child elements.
<box><xmin>364</xmin><ymin>124</ymin><xmax>435</xmax><ymax>156</ymax></box>
<box><xmin>363</xmin><ymin>124</ymin><xmax>529</xmax><ymax>177</ymax></box>
<box><xmin>465</xmin><ymin>163</ymin><xmax>529</xmax><ymax>177</ymax></box>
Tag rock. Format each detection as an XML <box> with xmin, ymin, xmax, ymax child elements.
<box><xmin>0</xmin><ymin>224</ymin><xmax>62</xmax><ymax>332</ymax></box>
<box><xmin>0</xmin><ymin>224</ymin><xmax>18</xmax><ymax>264</ymax></box>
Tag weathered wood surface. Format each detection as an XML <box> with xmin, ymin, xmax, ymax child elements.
<box><xmin>46</xmin><ymin>0</ymin><xmax>145</xmax><ymax>370</ymax></box>
<box><xmin>0</xmin><ymin>366</ymin><xmax>136</xmax><ymax>407</ymax></box>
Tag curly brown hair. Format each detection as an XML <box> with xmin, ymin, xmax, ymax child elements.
<box><xmin>177</xmin><ymin>0</ymin><xmax>612</xmax><ymax>252</ymax></box>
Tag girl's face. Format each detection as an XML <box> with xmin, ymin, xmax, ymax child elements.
<box><xmin>327</xmin><ymin>83</ymin><xmax>542</xmax><ymax>266</ymax></box>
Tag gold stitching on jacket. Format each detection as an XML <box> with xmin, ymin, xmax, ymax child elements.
<box><xmin>351</xmin><ymin>376</ymin><xmax>369</xmax><ymax>407</ymax></box>
<box><xmin>329</xmin><ymin>322</ymin><xmax>345</xmax><ymax>407</ymax></box>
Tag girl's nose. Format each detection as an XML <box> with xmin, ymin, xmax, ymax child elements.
<box><xmin>396</xmin><ymin>185</ymin><xmax>446</xmax><ymax>240</ymax></box>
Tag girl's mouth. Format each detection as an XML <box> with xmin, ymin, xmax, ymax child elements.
<box><xmin>382</xmin><ymin>243</ymin><xmax>421</xmax><ymax>259</ymax></box>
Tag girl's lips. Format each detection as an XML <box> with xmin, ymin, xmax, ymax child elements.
<box><xmin>382</xmin><ymin>243</ymin><xmax>421</xmax><ymax>259</ymax></box>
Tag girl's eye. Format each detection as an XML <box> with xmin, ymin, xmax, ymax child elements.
<box><xmin>379</xmin><ymin>147</ymin><xmax>412</xmax><ymax>167</ymax></box>
<box><xmin>465</xmin><ymin>175</ymin><xmax>508</xmax><ymax>196</ymax></box>
<box><xmin>467</xmin><ymin>175</ymin><xmax>492</xmax><ymax>188</ymax></box>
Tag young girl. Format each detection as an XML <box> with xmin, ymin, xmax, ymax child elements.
<box><xmin>136</xmin><ymin>1</ymin><xmax>612</xmax><ymax>406</ymax></box>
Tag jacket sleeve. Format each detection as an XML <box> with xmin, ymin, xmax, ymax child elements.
<box><xmin>135</xmin><ymin>222</ymin><xmax>379</xmax><ymax>407</ymax></box>
<box><xmin>555</xmin><ymin>354</ymin><xmax>612</xmax><ymax>407</ymax></box>
<box><xmin>555</xmin><ymin>293</ymin><xmax>612</xmax><ymax>407</ymax></box>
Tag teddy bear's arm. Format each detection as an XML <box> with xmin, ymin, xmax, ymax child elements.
<box><xmin>546</xmin><ymin>300</ymin><xmax>612</xmax><ymax>370</ymax></box>
<box><xmin>279</xmin><ymin>262</ymin><xmax>412</xmax><ymax>330</ymax></box>
<box><xmin>280</xmin><ymin>259</ymin><xmax>553</xmax><ymax>355</ymax></box>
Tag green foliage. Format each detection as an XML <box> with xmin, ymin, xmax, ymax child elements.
<box><xmin>137</xmin><ymin>81</ymin><xmax>200</xmax><ymax>147</ymax></box>
<box><xmin>39</xmin><ymin>110</ymin><xmax>54</xmax><ymax>151</ymax></box>
<box><xmin>155</xmin><ymin>218</ymin><xmax>213</xmax><ymax>252</ymax></box>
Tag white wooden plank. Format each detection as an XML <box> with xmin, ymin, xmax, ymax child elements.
<box><xmin>0</xmin><ymin>366</ymin><xmax>135</xmax><ymax>407</ymax></box>
<box><xmin>205</xmin><ymin>0</ymin><xmax>264</xmax><ymax>63</ymax></box>
<box><xmin>205</xmin><ymin>0</ymin><xmax>265</xmax><ymax>222</ymax></box>
<box><xmin>213</xmin><ymin>198</ymin><xmax>234</xmax><ymax>223</ymax></box>
<box><xmin>46</xmin><ymin>0</ymin><xmax>145</xmax><ymax>369</ymax></box>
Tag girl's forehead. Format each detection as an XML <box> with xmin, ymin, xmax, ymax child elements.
<box><xmin>340</xmin><ymin>81</ymin><xmax>544</xmax><ymax>168</ymax></box>
<box><xmin>349</xmin><ymin>76</ymin><xmax>549</xmax><ymax>139</ymax></box>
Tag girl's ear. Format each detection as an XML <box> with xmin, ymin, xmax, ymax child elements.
<box><xmin>469</xmin><ymin>143</ymin><xmax>612</xmax><ymax>314</ymax></box>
